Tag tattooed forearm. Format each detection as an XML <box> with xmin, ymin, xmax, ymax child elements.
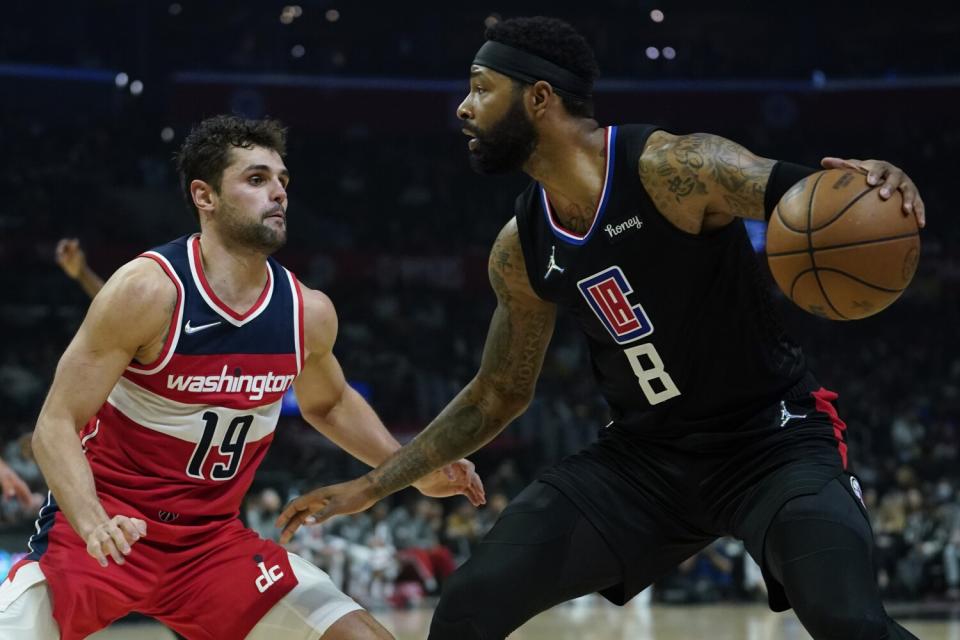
<box><xmin>482</xmin><ymin>221</ymin><xmax>556</xmax><ymax>403</ymax></box>
<box><xmin>367</xmin><ymin>391</ymin><xmax>508</xmax><ymax>497</ymax></box>
<box><xmin>365</xmin><ymin>219</ymin><xmax>556</xmax><ymax>498</ymax></box>
<box><xmin>640</xmin><ymin>131</ymin><xmax>776</xmax><ymax>225</ymax></box>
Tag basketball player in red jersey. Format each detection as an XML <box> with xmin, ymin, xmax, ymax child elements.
<box><xmin>0</xmin><ymin>115</ymin><xmax>483</xmax><ymax>640</ymax></box>
<box><xmin>278</xmin><ymin>17</ymin><xmax>925</xmax><ymax>640</ymax></box>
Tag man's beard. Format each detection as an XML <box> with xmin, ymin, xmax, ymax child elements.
<box><xmin>467</xmin><ymin>95</ymin><xmax>538</xmax><ymax>175</ymax></box>
<box><xmin>219</xmin><ymin>203</ymin><xmax>287</xmax><ymax>255</ymax></box>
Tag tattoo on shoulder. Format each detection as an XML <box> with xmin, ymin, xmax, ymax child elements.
<box><xmin>640</xmin><ymin>132</ymin><xmax>775</xmax><ymax>220</ymax></box>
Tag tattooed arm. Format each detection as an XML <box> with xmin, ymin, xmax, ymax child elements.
<box><xmin>638</xmin><ymin>131</ymin><xmax>776</xmax><ymax>233</ymax></box>
<box><xmin>276</xmin><ymin>218</ymin><xmax>556</xmax><ymax>541</ymax></box>
<box><xmin>637</xmin><ymin>132</ymin><xmax>926</xmax><ymax>232</ymax></box>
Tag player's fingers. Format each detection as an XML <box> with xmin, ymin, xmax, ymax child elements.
<box><xmin>87</xmin><ymin>541</ymin><xmax>109</xmax><ymax>568</ymax></box>
<box><xmin>859</xmin><ymin>160</ymin><xmax>893</xmax><ymax>187</ymax></box>
<box><xmin>820</xmin><ymin>157</ymin><xmax>863</xmax><ymax>173</ymax></box>
<box><xmin>464</xmin><ymin>487</ymin><xmax>483</xmax><ymax>507</ymax></box>
<box><xmin>279</xmin><ymin>511</ymin><xmax>312</xmax><ymax>544</ymax></box>
<box><xmin>275</xmin><ymin>498</ymin><xmax>308</xmax><ymax>529</ymax></box>
<box><xmin>467</xmin><ymin>475</ymin><xmax>486</xmax><ymax>506</ymax></box>
<box><xmin>89</xmin><ymin>530</ymin><xmax>125</xmax><ymax>566</ymax></box>
<box><xmin>471</xmin><ymin>473</ymin><xmax>486</xmax><ymax>499</ymax></box>
<box><xmin>914</xmin><ymin>197</ymin><xmax>926</xmax><ymax>228</ymax></box>
<box><xmin>116</xmin><ymin>518</ymin><xmax>143</xmax><ymax>544</ymax></box>
<box><xmin>878</xmin><ymin>168</ymin><xmax>905</xmax><ymax>200</ymax></box>
<box><xmin>898</xmin><ymin>181</ymin><xmax>919</xmax><ymax>218</ymax></box>
<box><xmin>103</xmin><ymin>537</ymin><xmax>125</xmax><ymax>565</ymax></box>
<box><xmin>130</xmin><ymin>518</ymin><xmax>148</xmax><ymax>537</ymax></box>
<box><xmin>107</xmin><ymin>521</ymin><xmax>133</xmax><ymax>556</ymax></box>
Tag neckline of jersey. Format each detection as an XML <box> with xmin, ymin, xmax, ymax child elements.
<box><xmin>187</xmin><ymin>234</ymin><xmax>274</xmax><ymax>325</ymax></box>
<box><xmin>539</xmin><ymin>125</ymin><xmax>617</xmax><ymax>246</ymax></box>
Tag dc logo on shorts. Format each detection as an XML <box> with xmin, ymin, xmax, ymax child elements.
<box><xmin>254</xmin><ymin>555</ymin><xmax>285</xmax><ymax>593</ymax></box>
<box><xmin>577</xmin><ymin>266</ymin><xmax>654</xmax><ymax>345</ymax></box>
<box><xmin>850</xmin><ymin>476</ymin><xmax>865</xmax><ymax>508</ymax></box>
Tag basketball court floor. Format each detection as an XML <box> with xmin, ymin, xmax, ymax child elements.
<box><xmin>89</xmin><ymin>597</ymin><xmax>959</xmax><ymax>639</ymax></box>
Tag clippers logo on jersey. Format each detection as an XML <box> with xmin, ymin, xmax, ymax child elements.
<box><xmin>577</xmin><ymin>266</ymin><xmax>654</xmax><ymax>344</ymax></box>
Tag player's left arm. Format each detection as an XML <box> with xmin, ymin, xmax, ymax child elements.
<box><xmin>638</xmin><ymin>131</ymin><xmax>925</xmax><ymax>229</ymax></box>
<box><xmin>292</xmin><ymin>284</ymin><xmax>484</xmax><ymax>504</ymax></box>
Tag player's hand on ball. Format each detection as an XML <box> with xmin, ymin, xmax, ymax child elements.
<box><xmin>820</xmin><ymin>157</ymin><xmax>925</xmax><ymax>227</ymax></box>
<box><xmin>276</xmin><ymin>477</ymin><xmax>378</xmax><ymax>544</ymax></box>
<box><xmin>413</xmin><ymin>459</ymin><xmax>486</xmax><ymax>507</ymax></box>
<box><xmin>54</xmin><ymin>238</ymin><xmax>89</xmax><ymax>279</ymax></box>
<box><xmin>85</xmin><ymin>515</ymin><xmax>147</xmax><ymax>568</ymax></box>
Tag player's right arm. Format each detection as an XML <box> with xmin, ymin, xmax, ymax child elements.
<box><xmin>277</xmin><ymin>218</ymin><xmax>556</xmax><ymax>541</ymax></box>
<box><xmin>31</xmin><ymin>257</ymin><xmax>174</xmax><ymax>566</ymax></box>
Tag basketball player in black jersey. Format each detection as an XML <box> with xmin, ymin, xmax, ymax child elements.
<box><xmin>279</xmin><ymin>17</ymin><xmax>927</xmax><ymax>639</ymax></box>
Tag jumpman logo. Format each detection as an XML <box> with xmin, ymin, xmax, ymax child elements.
<box><xmin>779</xmin><ymin>400</ymin><xmax>808</xmax><ymax>428</ymax></box>
<box><xmin>545</xmin><ymin>246</ymin><xmax>565</xmax><ymax>280</ymax></box>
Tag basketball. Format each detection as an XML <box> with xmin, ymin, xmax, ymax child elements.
<box><xmin>766</xmin><ymin>169</ymin><xmax>920</xmax><ymax>320</ymax></box>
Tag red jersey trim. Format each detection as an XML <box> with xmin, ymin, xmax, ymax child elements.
<box><xmin>187</xmin><ymin>234</ymin><xmax>274</xmax><ymax>326</ymax></box>
<box><xmin>127</xmin><ymin>252</ymin><xmax>184</xmax><ymax>375</ymax></box>
<box><xmin>811</xmin><ymin>387</ymin><xmax>848</xmax><ymax>469</ymax></box>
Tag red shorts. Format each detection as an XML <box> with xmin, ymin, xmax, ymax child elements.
<box><xmin>14</xmin><ymin>499</ymin><xmax>297</xmax><ymax>640</ymax></box>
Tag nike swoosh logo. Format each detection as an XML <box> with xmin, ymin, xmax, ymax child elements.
<box><xmin>184</xmin><ymin>320</ymin><xmax>221</xmax><ymax>335</ymax></box>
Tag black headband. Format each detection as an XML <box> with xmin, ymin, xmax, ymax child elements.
<box><xmin>472</xmin><ymin>41</ymin><xmax>592</xmax><ymax>100</ymax></box>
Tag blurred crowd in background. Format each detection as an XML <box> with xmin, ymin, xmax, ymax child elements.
<box><xmin>1</xmin><ymin>0</ymin><xmax>958</xmax><ymax>610</ymax></box>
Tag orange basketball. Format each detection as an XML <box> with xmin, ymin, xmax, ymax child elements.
<box><xmin>766</xmin><ymin>169</ymin><xmax>920</xmax><ymax>320</ymax></box>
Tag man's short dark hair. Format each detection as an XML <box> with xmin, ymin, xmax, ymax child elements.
<box><xmin>175</xmin><ymin>115</ymin><xmax>288</xmax><ymax>221</ymax></box>
<box><xmin>485</xmin><ymin>16</ymin><xmax>600</xmax><ymax>118</ymax></box>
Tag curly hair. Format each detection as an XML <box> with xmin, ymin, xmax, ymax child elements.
<box><xmin>175</xmin><ymin>115</ymin><xmax>288</xmax><ymax>221</ymax></box>
<box><xmin>485</xmin><ymin>16</ymin><xmax>600</xmax><ymax>117</ymax></box>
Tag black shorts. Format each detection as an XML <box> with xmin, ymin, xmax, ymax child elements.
<box><xmin>539</xmin><ymin>384</ymin><xmax>848</xmax><ymax>605</ymax></box>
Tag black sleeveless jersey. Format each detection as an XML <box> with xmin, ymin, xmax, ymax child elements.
<box><xmin>515</xmin><ymin>124</ymin><xmax>812</xmax><ymax>440</ymax></box>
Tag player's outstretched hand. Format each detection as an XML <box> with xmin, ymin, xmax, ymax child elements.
<box><xmin>413</xmin><ymin>459</ymin><xmax>486</xmax><ymax>507</ymax></box>
<box><xmin>0</xmin><ymin>459</ymin><xmax>34</xmax><ymax>508</ymax></box>
<box><xmin>85</xmin><ymin>515</ymin><xmax>147</xmax><ymax>568</ymax></box>
<box><xmin>54</xmin><ymin>238</ymin><xmax>88</xmax><ymax>279</ymax></box>
<box><xmin>276</xmin><ymin>476</ymin><xmax>377</xmax><ymax>544</ymax></box>
<box><xmin>820</xmin><ymin>157</ymin><xmax>925</xmax><ymax>228</ymax></box>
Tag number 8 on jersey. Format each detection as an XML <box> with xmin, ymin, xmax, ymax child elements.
<box><xmin>578</xmin><ymin>266</ymin><xmax>681</xmax><ymax>405</ymax></box>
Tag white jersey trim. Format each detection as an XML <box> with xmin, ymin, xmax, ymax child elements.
<box><xmin>106</xmin><ymin>376</ymin><xmax>280</xmax><ymax>445</ymax></box>
<box><xmin>187</xmin><ymin>234</ymin><xmax>275</xmax><ymax>327</ymax></box>
<box><xmin>80</xmin><ymin>419</ymin><xmax>100</xmax><ymax>452</ymax></box>
<box><xmin>126</xmin><ymin>251</ymin><xmax>185</xmax><ymax>375</ymax></box>
<box><xmin>26</xmin><ymin>492</ymin><xmax>54</xmax><ymax>555</ymax></box>
<box><xmin>284</xmin><ymin>269</ymin><xmax>304</xmax><ymax>375</ymax></box>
